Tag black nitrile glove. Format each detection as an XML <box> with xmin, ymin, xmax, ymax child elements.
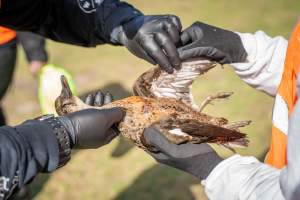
<box><xmin>178</xmin><ymin>22</ymin><xmax>247</xmax><ymax>64</ymax></box>
<box><xmin>59</xmin><ymin>93</ymin><xmax>124</xmax><ymax>149</ymax></box>
<box><xmin>144</xmin><ymin>128</ymin><xmax>223</xmax><ymax>180</ymax></box>
<box><xmin>116</xmin><ymin>15</ymin><xmax>182</xmax><ymax>73</ymax></box>
<box><xmin>85</xmin><ymin>91</ymin><xmax>113</xmax><ymax>106</ymax></box>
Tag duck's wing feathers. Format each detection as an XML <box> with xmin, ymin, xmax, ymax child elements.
<box><xmin>143</xmin><ymin>114</ymin><xmax>249</xmax><ymax>149</ymax></box>
<box><xmin>133</xmin><ymin>59</ymin><xmax>216</xmax><ymax>110</ymax></box>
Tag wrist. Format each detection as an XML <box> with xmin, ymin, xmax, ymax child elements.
<box><xmin>57</xmin><ymin>116</ymin><xmax>77</xmax><ymax>148</ymax></box>
<box><xmin>36</xmin><ymin>115</ymin><xmax>72</xmax><ymax>168</ymax></box>
<box><xmin>14</xmin><ymin>119</ymin><xmax>60</xmax><ymax>172</ymax></box>
<box><xmin>96</xmin><ymin>2</ymin><xmax>143</xmax><ymax>44</ymax></box>
<box><xmin>190</xmin><ymin>152</ymin><xmax>223</xmax><ymax>181</ymax></box>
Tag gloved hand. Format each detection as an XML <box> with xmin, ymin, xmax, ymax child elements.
<box><xmin>116</xmin><ymin>15</ymin><xmax>182</xmax><ymax>73</ymax></box>
<box><xmin>144</xmin><ymin>127</ymin><xmax>223</xmax><ymax>180</ymax></box>
<box><xmin>84</xmin><ymin>91</ymin><xmax>113</xmax><ymax>106</ymax></box>
<box><xmin>178</xmin><ymin>22</ymin><xmax>247</xmax><ymax>64</ymax></box>
<box><xmin>59</xmin><ymin>91</ymin><xmax>124</xmax><ymax>149</ymax></box>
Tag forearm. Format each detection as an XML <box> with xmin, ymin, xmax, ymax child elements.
<box><xmin>0</xmin><ymin>120</ymin><xmax>59</xmax><ymax>199</ymax></box>
<box><xmin>231</xmin><ymin>31</ymin><xmax>288</xmax><ymax>96</ymax></box>
<box><xmin>279</xmin><ymin>76</ymin><xmax>300</xmax><ymax>200</ymax></box>
<box><xmin>202</xmin><ymin>155</ymin><xmax>285</xmax><ymax>200</ymax></box>
<box><xmin>17</xmin><ymin>32</ymin><xmax>48</xmax><ymax>62</ymax></box>
<box><xmin>0</xmin><ymin>0</ymin><xmax>142</xmax><ymax>46</ymax></box>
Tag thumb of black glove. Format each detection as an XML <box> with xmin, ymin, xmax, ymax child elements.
<box><xmin>59</xmin><ymin>108</ymin><xmax>124</xmax><ymax>149</ymax></box>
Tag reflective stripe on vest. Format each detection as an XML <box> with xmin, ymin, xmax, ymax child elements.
<box><xmin>265</xmin><ymin>22</ymin><xmax>300</xmax><ymax>168</ymax></box>
<box><xmin>0</xmin><ymin>27</ymin><xmax>16</xmax><ymax>45</ymax></box>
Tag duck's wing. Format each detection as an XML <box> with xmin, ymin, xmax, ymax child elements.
<box><xmin>133</xmin><ymin>59</ymin><xmax>216</xmax><ymax>110</ymax></box>
<box><xmin>142</xmin><ymin>114</ymin><xmax>249</xmax><ymax>150</ymax></box>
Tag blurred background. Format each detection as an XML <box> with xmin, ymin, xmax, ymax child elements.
<box><xmin>2</xmin><ymin>0</ymin><xmax>299</xmax><ymax>199</ymax></box>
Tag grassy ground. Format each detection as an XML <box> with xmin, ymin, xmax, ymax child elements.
<box><xmin>3</xmin><ymin>0</ymin><xmax>299</xmax><ymax>199</ymax></box>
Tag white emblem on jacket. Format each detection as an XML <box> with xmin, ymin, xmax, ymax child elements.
<box><xmin>77</xmin><ymin>0</ymin><xmax>104</xmax><ymax>13</ymax></box>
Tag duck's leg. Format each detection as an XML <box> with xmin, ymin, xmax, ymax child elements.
<box><xmin>224</xmin><ymin>120</ymin><xmax>252</xmax><ymax>131</ymax></box>
<box><xmin>199</xmin><ymin>92</ymin><xmax>234</xmax><ymax>112</ymax></box>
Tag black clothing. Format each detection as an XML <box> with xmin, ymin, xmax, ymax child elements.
<box><xmin>0</xmin><ymin>120</ymin><xmax>59</xmax><ymax>200</ymax></box>
<box><xmin>0</xmin><ymin>39</ymin><xmax>16</xmax><ymax>100</ymax></box>
<box><xmin>0</xmin><ymin>98</ymin><xmax>123</xmax><ymax>199</ymax></box>
<box><xmin>0</xmin><ymin>32</ymin><xmax>47</xmax><ymax>100</ymax></box>
<box><xmin>0</xmin><ymin>0</ymin><xmax>141</xmax><ymax>46</ymax></box>
<box><xmin>17</xmin><ymin>32</ymin><xmax>48</xmax><ymax>63</ymax></box>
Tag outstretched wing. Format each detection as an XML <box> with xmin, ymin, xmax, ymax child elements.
<box><xmin>143</xmin><ymin>114</ymin><xmax>249</xmax><ymax>149</ymax></box>
<box><xmin>133</xmin><ymin>59</ymin><xmax>216</xmax><ymax>110</ymax></box>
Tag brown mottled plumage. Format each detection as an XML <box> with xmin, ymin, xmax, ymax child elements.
<box><xmin>55</xmin><ymin>59</ymin><xmax>250</xmax><ymax>151</ymax></box>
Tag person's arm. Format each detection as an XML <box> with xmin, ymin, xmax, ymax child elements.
<box><xmin>0</xmin><ymin>0</ymin><xmax>182</xmax><ymax>72</ymax></box>
<box><xmin>17</xmin><ymin>32</ymin><xmax>48</xmax><ymax>63</ymax></box>
<box><xmin>17</xmin><ymin>31</ymin><xmax>48</xmax><ymax>75</ymax></box>
<box><xmin>232</xmin><ymin>31</ymin><xmax>287</xmax><ymax>96</ymax></box>
<box><xmin>144</xmin><ymin>74</ymin><xmax>300</xmax><ymax>200</ymax></box>
<box><xmin>0</xmin><ymin>0</ymin><xmax>140</xmax><ymax>46</ymax></box>
<box><xmin>0</xmin><ymin>92</ymin><xmax>124</xmax><ymax>199</ymax></box>
<box><xmin>144</xmin><ymin>128</ymin><xmax>286</xmax><ymax>200</ymax></box>
<box><xmin>0</xmin><ymin>120</ymin><xmax>59</xmax><ymax>199</ymax></box>
<box><xmin>178</xmin><ymin>22</ymin><xmax>288</xmax><ymax>96</ymax></box>
<box><xmin>279</xmin><ymin>75</ymin><xmax>300</xmax><ymax>200</ymax></box>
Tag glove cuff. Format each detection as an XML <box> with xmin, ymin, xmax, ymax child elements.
<box><xmin>190</xmin><ymin>152</ymin><xmax>223</xmax><ymax>181</ymax></box>
<box><xmin>36</xmin><ymin>115</ymin><xmax>72</xmax><ymax>168</ymax></box>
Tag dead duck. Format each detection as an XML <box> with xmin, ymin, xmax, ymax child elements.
<box><xmin>55</xmin><ymin>59</ymin><xmax>250</xmax><ymax>151</ymax></box>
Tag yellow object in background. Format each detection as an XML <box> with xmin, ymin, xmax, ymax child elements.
<box><xmin>38</xmin><ymin>64</ymin><xmax>76</xmax><ymax>115</ymax></box>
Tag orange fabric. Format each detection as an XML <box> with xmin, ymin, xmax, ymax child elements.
<box><xmin>265</xmin><ymin>22</ymin><xmax>300</xmax><ymax>168</ymax></box>
<box><xmin>0</xmin><ymin>26</ymin><xmax>16</xmax><ymax>45</ymax></box>
<box><xmin>265</xmin><ymin>126</ymin><xmax>287</xmax><ymax>168</ymax></box>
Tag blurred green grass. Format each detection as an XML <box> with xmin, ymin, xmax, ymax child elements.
<box><xmin>2</xmin><ymin>0</ymin><xmax>299</xmax><ymax>199</ymax></box>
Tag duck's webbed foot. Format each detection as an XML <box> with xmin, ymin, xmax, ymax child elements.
<box><xmin>199</xmin><ymin>92</ymin><xmax>233</xmax><ymax>112</ymax></box>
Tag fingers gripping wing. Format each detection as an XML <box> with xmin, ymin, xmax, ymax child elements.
<box><xmin>133</xmin><ymin>59</ymin><xmax>216</xmax><ymax>110</ymax></box>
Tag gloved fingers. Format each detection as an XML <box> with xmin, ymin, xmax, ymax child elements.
<box><xmin>180</xmin><ymin>30</ymin><xmax>192</xmax><ymax>46</ymax></box>
<box><xmin>94</xmin><ymin>91</ymin><xmax>105</xmax><ymax>106</ymax></box>
<box><xmin>129</xmin><ymin>41</ymin><xmax>157</xmax><ymax>65</ymax></box>
<box><xmin>179</xmin><ymin>46</ymin><xmax>232</xmax><ymax>64</ymax></box>
<box><xmin>104</xmin><ymin>92</ymin><xmax>113</xmax><ymax>104</ymax></box>
<box><xmin>144</xmin><ymin>127</ymin><xmax>179</xmax><ymax>157</ymax></box>
<box><xmin>100</xmin><ymin>107</ymin><xmax>125</xmax><ymax>127</ymax></box>
<box><xmin>155</xmin><ymin>32</ymin><xmax>181</xmax><ymax>69</ymax></box>
<box><xmin>166</xmin><ymin>15</ymin><xmax>182</xmax><ymax>32</ymax></box>
<box><xmin>180</xmin><ymin>25</ymin><xmax>203</xmax><ymax>47</ymax></box>
<box><xmin>163</xmin><ymin>22</ymin><xmax>181</xmax><ymax>44</ymax></box>
<box><xmin>85</xmin><ymin>93</ymin><xmax>95</xmax><ymax>105</ymax></box>
<box><xmin>140</xmin><ymin>37</ymin><xmax>174</xmax><ymax>73</ymax></box>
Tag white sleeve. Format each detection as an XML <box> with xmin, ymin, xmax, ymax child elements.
<box><xmin>231</xmin><ymin>31</ymin><xmax>288</xmax><ymax>96</ymax></box>
<box><xmin>202</xmin><ymin>155</ymin><xmax>285</xmax><ymax>200</ymax></box>
<box><xmin>279</xmin><ymin>78</ymin><xmax>300</xmax><ymax>200</ymax></box>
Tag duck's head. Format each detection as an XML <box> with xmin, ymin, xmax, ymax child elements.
<box><xmin>55</xmin><ymin>75</ymin><xmax>84</xmax><ymax>116</ymax></box>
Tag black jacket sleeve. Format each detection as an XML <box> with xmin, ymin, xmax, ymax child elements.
<box><xmin>17</xmin><ymin>31</ymin><xmax>48</xmax><ymax>63</ymax></box>
<box><xmin>0</xmin><ymin>120</ymin><xmax>59</xmax><ymax>200</ymax></box>
<box><xmin>0</xmin><ymin>0</ymin><xmax>142</xmax><ymax>46</ymax></box>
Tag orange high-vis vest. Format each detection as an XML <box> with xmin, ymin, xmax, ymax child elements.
<box><xmin>265</xmin><ymin>22</ymin><xmax>300</xmax><ymax>169</ymax></box>
<box><xmin>0</xmin><ymin>26</ymin><xmax>16</xmax><ymax>45</ymax></box>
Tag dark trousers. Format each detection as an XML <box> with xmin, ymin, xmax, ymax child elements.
<box><xmin>0</xmin><ymin>39</ymin><xmax>17</xmax><ymax>100</ymax></box>
<box><xmin>0</xmin><ymin>39</ymin><xmax>17</xmax><ymax>125</ymax></box>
